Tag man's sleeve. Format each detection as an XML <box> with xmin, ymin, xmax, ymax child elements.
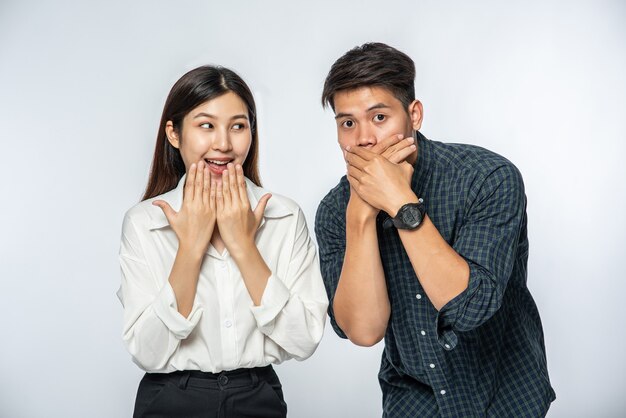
<box><xmin>435</xmin><ymin>163</ymin><xmax>527</xmax><ymax>350</ymax></box>
<box><xmin>315</xmin><ymin>200</ymin><xmax>348</xmax><ymax>339</ymax></box>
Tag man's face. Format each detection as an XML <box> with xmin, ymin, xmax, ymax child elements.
<box><xmin>333</xmin><ymin>86</ymin><xmax>421</xmax><ymax>163</ymax></box>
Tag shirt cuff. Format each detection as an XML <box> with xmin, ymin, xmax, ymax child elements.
<box><xmin>434</xmin><ymin>259</ymin><xmax>482</xmax><ymax>350</ymax></box>
<box><xmin>249</xmin><ymin>274</ymin><xmax>290</xmax><ymax>334</ymax></box>
<box><xmin>152</xmin><ymin>282</ymin><xmax>203</xmax><ymax>340</ymax></box>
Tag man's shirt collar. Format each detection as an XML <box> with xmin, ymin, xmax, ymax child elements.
<box><xmin>411</xmin><ymin>131</ymin><xmax>434</xmax><ymax>200</ymax></box>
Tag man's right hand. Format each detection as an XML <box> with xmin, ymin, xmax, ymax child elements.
<box><xmin>372</xmin><ymin>133</ymin><xmax>416</xmax><ymax>163</ymax></box>
<box><xmin>346</xmin><ymin>133</ymin><xmax>416</xmax><ymax>222</ymax></box>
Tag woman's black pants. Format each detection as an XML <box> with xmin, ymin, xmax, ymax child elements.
<box><xmin>133</xmin><ymin>365</ymin><xmax>287</xmax><ymax>418</ymax></box>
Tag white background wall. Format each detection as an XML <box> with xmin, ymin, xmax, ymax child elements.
<box><xmin>1</xmin><ymin>0</ymin><xmax>625</xmax><ymax>416</ymax></box>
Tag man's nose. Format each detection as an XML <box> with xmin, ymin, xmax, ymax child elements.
<box><xmin>357</xmin><ymin>126</ymin><xmax>377</xmax><ymax>147</ymax></box>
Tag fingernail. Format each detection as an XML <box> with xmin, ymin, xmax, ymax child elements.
<box><xmin>345</xmin><ymin>146</ymin><xmax>351</xmax><ymax>151</ymax></box>
<box><xmin>397</xmin><ymin>134</ymin><xmax>403</xmax><ymax>139</ymax></box>
<box><xmin>407</xmin><ymin>137</ymin><xmax>414</xmax><ymax>143</ymax></box>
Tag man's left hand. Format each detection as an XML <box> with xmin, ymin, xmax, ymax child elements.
<box><xmin>345</xmin><ymin>145</ymin><xmax>417</xmax><ymax>217</ymax></box>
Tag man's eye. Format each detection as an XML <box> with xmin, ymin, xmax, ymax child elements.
<box><xmin>200</xmin><ymin>123</ymin><xmax>213</xmax><ymax>129</ymax></box>
<box><xmin>374</xmin><ymin>114</ymin><xmax>386</xmax><ymax>122</ymax></box>
<box><xmin>342</xmin><ymin>120</ymin><xmax>354</xmax><ymax>128</ymax></box>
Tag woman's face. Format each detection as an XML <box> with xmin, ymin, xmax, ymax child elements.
<box><xmin>166</xmin><ymin>91</ymin><xmax>252</xmax><ymax>182</ymax></box>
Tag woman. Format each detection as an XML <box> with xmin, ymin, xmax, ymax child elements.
<box><xmin>117</xmin><ymin>66</ymin><xmax>328</xmax><ymax>417</ymax></box>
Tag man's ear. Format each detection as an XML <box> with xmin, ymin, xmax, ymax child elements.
<box><xmin>407</xmin><ymin>100</ymin><xmax>424</xmax><ymax>131</ymax></box>
<box><xmin>165</xmin><ymin>121</ymin><xmax>180</xmax><ymax>149</ymax></box>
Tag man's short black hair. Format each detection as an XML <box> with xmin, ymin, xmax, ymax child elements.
<box><xmin>322</xmin><ymin>42</ymin><xmax>416</xmax><ymax>112</ymax></box>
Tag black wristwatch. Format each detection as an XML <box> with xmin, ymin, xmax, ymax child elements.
<box><xmin>385</xmin><ymin>198</ymin><xmax>426</xmax><ymax>230</ymax></box>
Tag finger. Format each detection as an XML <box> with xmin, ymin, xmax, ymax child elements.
<box><xmin>152</xmin><ymin>200</ymin><xmax>176</xmax><ymax>223</ymax></box>
<box><xmin>346</xmin><ymin>174</ymin><xmax>361</xmax><ymax>192</ymax></box>
<box><xmin>347</xmin><ymin>165</ymin><xmax>363</xmax><ymax>182</ymax></box>
<box><xmin>184</xmin><ymin>163</ymin><xmax>197</xmax><ymax>203</ymax></box>
<box><xmin>222</xmin><ymin>168</ymin><xmax>232</xmax><ymax>206</ymax></box>
<box><xmin>371</xmin><ymin>133</ymin><xmax>404</xmax><ymax>155</ymax></box>
<box><xmin>202</xmin><ymin>166</ymin><xmax>211</xmax><ymax>206</ymax></box>
<box><xmin>216</xmin><ymin>178</ymin><xmax>224</xmax><ymax>211</ymax></box>
<box><xmin>253</xmin><ymin>193</ymin><xmax>272</xmax><ymax>225</ymax></box>
<box><xmin>235</xmin><ymin>164</ymin><xmax>248</xmax><ymax>204</ymax></box>
<box><xmin>387</xmin><ymin>143</ymin><xmax>417</xmax><ymax>164</ymax></box>
<box><xmin>210</xmin><ymin>179</ymin><xmax>217</xmax><ymax>211</ymax></box>
<box><xmin>345</xmin><ymin>151</ymin><xmax>368</xmax><ymax>170</ymax></box>
<box><xmin>227</xmin><ymin>163</ymin><xmax>239</xmax><ymax>205</ymax></box>
<box><xmin>345</xmin><ymin>145</ymin><xmax>375</xmax><ymax>160</ymax></box>
<box><xmin>194</xmin><ymin>160</ymin><xmax>205</xmax><ymax>202</ymax></box>
<box><xmin>382</xmin><ymin>137</ymin><xmax>415</xmax><ymax>160</ymax></box>
<box><xmin>382</xmin><ymin>136</ymin><xmax>414</xmax><ymax>158</ymax></box>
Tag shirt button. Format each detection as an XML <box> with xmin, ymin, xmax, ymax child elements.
<box><xmin>224</xmin><ymin>320</ymin><xmax>232</xmax><ymax>328</ymax></box>
<box><xmin>429</xmin><ymin>363</ymin><xmax>436</xmax><ymax>369</ymax></box>
<box><xmin>218</xmin><ymin>374</ymin><xmax>229</xmax><ymax>386</ymax></box>
<box><xmin>220</xmin><ymin>263</ymin><xmax>227</xmax><ymax>270</ymax></box>
<box><xmin>440</xmin><ymin>390</ymin><xmax>446</xmax><ymax>395</ymax></box>
<box><xmin>415</xmin><ymin>293</ymin><xmax>422</xmax><ymax>300</ymax></box>
<box><xmin>420</xmin><ymin>330</ymin><xmax>426</xmax><ymax>336</ymax></box>
<box><xmin>444</xmin><ymin>344</ymin><xmax>451</xmax><ymax>350</ymax></box>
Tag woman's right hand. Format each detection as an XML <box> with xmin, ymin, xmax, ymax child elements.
<box><xmin>152</xmin><ymin>161</ymin><xmax>216</xmax><ymax>258</ymax></box>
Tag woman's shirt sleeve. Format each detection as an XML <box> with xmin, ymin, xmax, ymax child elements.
<box><xmin>117</xmin><ymin>212</ymin><xmax>203</xmax><ymax>371</ymax></box>
<box><xmin>249</xmin><ymin>208</ymin><xmax>329</xmax><ymax>361</ymax></box>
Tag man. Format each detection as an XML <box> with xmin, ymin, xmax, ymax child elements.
<box><xmin>315</xmin><ymin>42</ymin><xmax>555</xmax><ymax>417</ymax></box>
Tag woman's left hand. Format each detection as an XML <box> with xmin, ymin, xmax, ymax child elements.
<box><xmin>215</xmin><ymin>163</ymin><xmax>271</xmax><ymax>257</ymax></box>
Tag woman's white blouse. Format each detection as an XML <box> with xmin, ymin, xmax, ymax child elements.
<box><xmin>117</xmin><ymin>176</ymin><xmax>329</xmax><ymax>373</ymax></box>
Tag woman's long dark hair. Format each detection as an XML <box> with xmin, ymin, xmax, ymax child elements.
<box><xmin>142</xmin><ymin>66</ymin><xmax>261</xmax><ymax>201</ymax></box>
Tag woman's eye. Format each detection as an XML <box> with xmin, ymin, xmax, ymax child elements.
<box><xmin>200</xmin><ymin>122</ymin><xmax>213</xmax><ymax>129</ymax></box>
<box><xmin>374</xmin><ymin>114</ymin><xmax>386</xmax><ymax>122</ymax></box>
<box><xmin>342</xmin><ymin>120</ymin><xmax>354</xmax><ymax>128</ymax></box>
<box><xmin>232</xmin><ymin>123</ymin><xmax>245</xmax><ymax>130</ymax></box>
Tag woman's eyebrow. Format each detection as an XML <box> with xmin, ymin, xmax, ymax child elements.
<box><xmin>193</xmin><ymin>112</ymin><xmax>248</xmax><ymax>120</ymax></box>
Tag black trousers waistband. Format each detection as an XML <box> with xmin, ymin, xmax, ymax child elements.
<box><xmin>135</xmin><ymin>365</ymin><xmax>286</xmax><ymax>417</ymax></box>
<box><xmin>144</xmin><ymin>365</ymin><xmax>274</xmax><ymax>390</ymax></box>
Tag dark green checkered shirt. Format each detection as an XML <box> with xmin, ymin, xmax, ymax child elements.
<box><xmin>315</xmin><ymin>133</ymin><xmax>555</xmax><ymax>417</ymax></box>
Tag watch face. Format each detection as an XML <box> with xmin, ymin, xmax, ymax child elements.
<box><xmin>401</xmin><ymin>205</ymin><xmax>423</xmax><ymax>227</ymax></box>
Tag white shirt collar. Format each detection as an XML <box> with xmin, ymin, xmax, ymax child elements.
<box><xmin>148</xmin><ymin>174</ymin><xmax>293</xmax><ymax>230</ymax></box>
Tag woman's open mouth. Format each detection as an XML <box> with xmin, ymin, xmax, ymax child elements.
<box><xmin>205</xmin><ymin>158</ymin><xmax>233</xmax><ymax>175</ymax></box>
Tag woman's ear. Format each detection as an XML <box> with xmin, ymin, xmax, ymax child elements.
<box><xmin>407</xmin><ymin>100</ymin><xmax>424</xmax><ymax>131</ymax></box>
<box><xmin>165</xmin><ymin>121</ymin><xmax>180</xmax><ymax>149</ymax></box>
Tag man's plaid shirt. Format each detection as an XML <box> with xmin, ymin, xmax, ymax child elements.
<box><xmin>315</xmin><ymin>133</ymin><xmax>555</xmax><ymax>417</ymax></box>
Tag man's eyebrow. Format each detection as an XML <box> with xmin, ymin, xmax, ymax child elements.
<box><xmin>367</xmin><ymin>103</ymin><xmax>391</xmax><ymax>112</ymax></box>
<box><xmin>193</xmin><ymin>112</ymin><xmax>249</xmax><ymax>120</ymax></box>
<box><xmin>334</xmin><ymin>103</ymin><xmax>391</xmax><ymax>120</ymax></box>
